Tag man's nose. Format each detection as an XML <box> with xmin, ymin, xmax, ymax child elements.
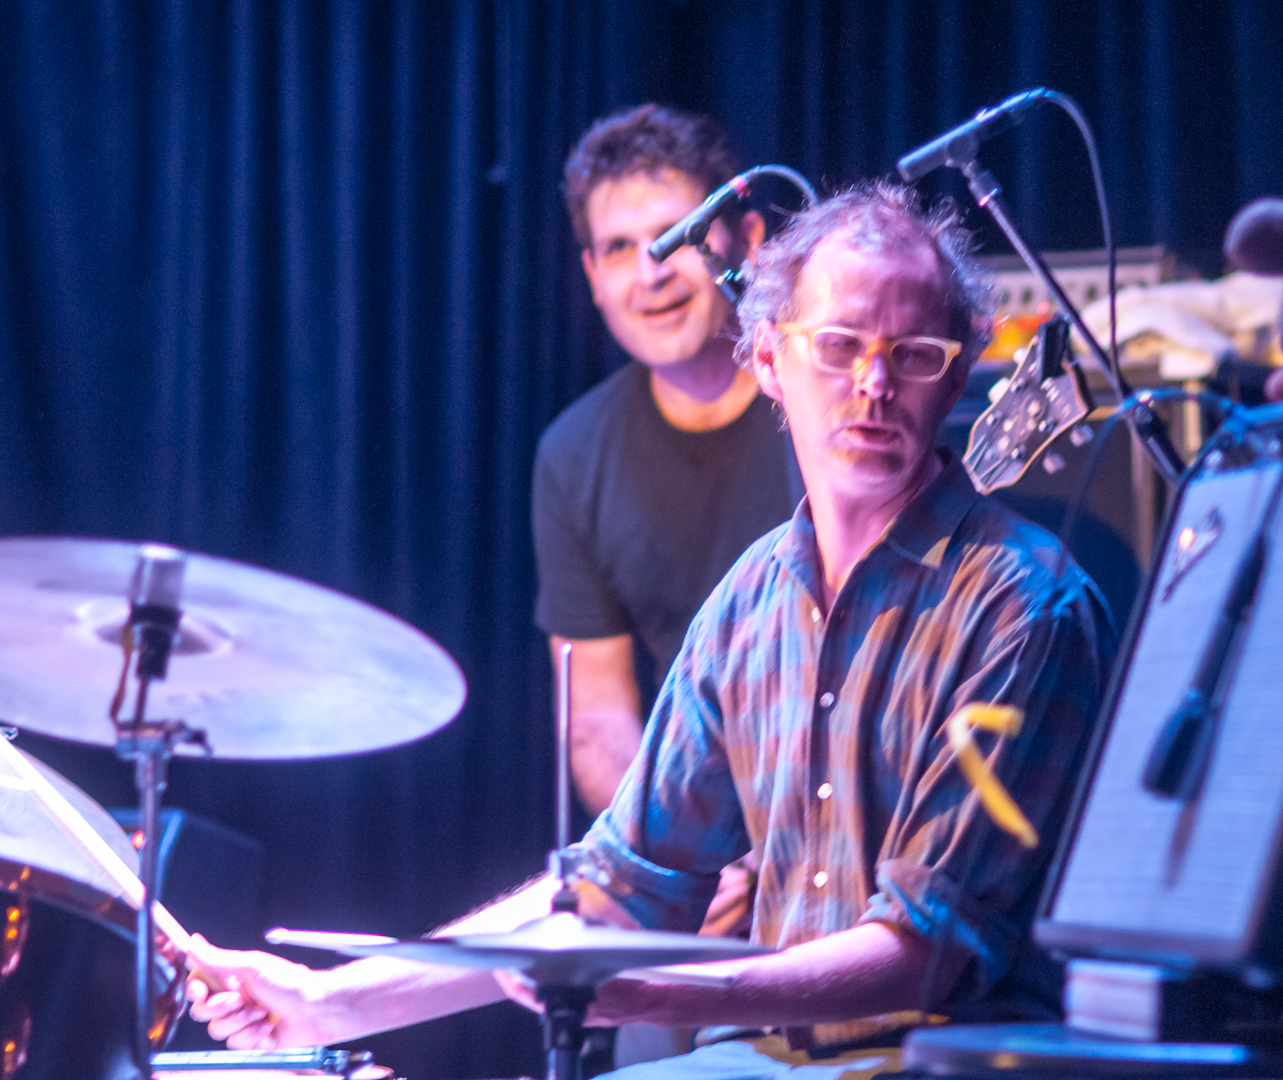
<box><xmin>854</xmin><ymin>350</ymin><xmax>894</xmax><ymax>399</ymax></box>
<box><xmin>636</xmin><ymin>244</ymin><xmax>675</xmax><ymax>287</ymax></box>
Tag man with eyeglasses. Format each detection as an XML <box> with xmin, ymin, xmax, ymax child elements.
<box><xmin>187</xmin><ymin>183</ymin><xmax>1114</xmax><ymax>1080</ymax></box>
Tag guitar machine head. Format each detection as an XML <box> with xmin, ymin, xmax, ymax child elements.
<box><xmin>964</xmin><ymin>316</ymin><xmax>1094</xmax><ymax>494</ymax></box>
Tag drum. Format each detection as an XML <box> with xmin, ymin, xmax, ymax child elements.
<box><xmin>0</xmin><ymin>748</ymin><xmax>182</xmax><ymax>1080</ymax></box>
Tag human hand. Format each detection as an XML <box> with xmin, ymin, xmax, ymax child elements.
<box><xmin>185</xmin><ymin>934</ymin><xmax>338</xmax><ymax>1049</ymax></box>
<box><xmin>494</xmin><ymin>968</ymin><xmax>667</xmax><ymax>1027</ymax></box>
<box><xmin>493</xmin><ymin>968</ymin><xmax>541</xmax><ymax>1014</ymax></box>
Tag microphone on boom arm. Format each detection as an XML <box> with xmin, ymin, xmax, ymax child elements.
<box><xmin>649</xmin><ymin>172</ymin><xmax>756</xmax><ymax>264</ymax></box>
<box><xmin>647</xmin><ymin>164</ymin><xmax>817</xmax><ymax>302</ymax></box>
<box><xmin>897</xmin><ymin>87</ymin><xmax>1051</xmax><ymax>183</ymax></box>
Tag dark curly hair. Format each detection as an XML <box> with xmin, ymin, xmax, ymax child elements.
<box><xmin>563</xmin><ymin>104</ymin><xmax>742</xmax><ymax>250</ymax></box>
<box><xmin>735</xmin><ymin>181</ymin><xmax>994</xmax><ymax>367</ymax></box>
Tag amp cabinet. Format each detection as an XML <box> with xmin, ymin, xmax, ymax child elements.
<box><xmin>1037</xmin><ymin>402</ymin><xmax>1283</xmax><ymax>977</ymax></box>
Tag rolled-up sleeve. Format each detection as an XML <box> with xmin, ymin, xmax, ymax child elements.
<box><xmin>577</xmin><ymin>596</ymin><xmax>752</xmax><ymax>931</ymax></box>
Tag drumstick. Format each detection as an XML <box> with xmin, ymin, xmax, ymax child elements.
<box><xmin>0</xmin><ymin>736</ymin><xmax>284</xmax><ymax>1028</ymax></box>
<box><xmin>0</xmin><ymin>734</ymin><xmax>193</xmax><ymax>948</ymax></box>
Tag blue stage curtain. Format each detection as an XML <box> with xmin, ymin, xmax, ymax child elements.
<box><xmin>0</xmin><ymin>1</ymin><xmax>1280</xmax><ymax>1075</ymax></box>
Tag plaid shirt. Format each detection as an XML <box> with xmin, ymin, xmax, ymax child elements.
<box><xmin>578</xmin><ymin>454</ymin><xmax>1115</xmax><ymax>1048</ymax></box>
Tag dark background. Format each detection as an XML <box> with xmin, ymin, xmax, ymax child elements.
<box><xmin>1</xmin><ymin>1</ymin><xmax>1280</xmax><ymax>1077</ymax></box>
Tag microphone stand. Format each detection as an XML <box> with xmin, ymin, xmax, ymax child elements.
<box><xmin>113</xmin><ymin>546</ymin><xmax>208</xmax><ymax>1080</ymax></box>
<box><xmin>954</xmin><ymin>157</ymin><xmax>1184</xmax><ymax>486</ymax></box>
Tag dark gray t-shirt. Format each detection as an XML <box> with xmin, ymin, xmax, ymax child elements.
<box><xmin>533</xmin><ymin>362</ymin><xmax>797</xmax><ymax>703</ymax></box>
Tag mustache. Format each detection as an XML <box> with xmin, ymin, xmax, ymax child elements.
<box><xmin>827</xmin><ymin>400</ymin><xmax>910</xmax><ymax>427</ymax></box>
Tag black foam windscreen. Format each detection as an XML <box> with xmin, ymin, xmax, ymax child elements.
<box><xmin>1038</xmin><ymin>405</ymin><xmax>1283</xmax><ymax>974</ymax></box>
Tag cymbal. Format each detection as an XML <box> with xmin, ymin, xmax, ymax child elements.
<box><xmin>0</xmin><ymin>745</ymin><xmax>140</xmax><ymax>927</ymax></box>
<box><xmin>0</xmin><ymin>538</ymin><xmax>466</xmax><ymax>759</ymax></box>
<box><xmin>333</xmin><ymin>911</ymin><xmax>769</xmax><ymax>987</ymax></box>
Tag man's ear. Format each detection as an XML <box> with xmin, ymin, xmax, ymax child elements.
<box><xmin>750</xmin><ymin>319</ymin><xmax>786</xmax><ymax>404</ymax></box>
<box><xmin>580</xmin><ymin>248</ymin><xmax>601</xmax><ymax>307</ymax></box>
<box><xmin>739</xmin><ymin>211</ymin><xmax>767</xmax><ymax>267</ymax></box>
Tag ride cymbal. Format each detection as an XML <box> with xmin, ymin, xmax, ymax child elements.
<box><xmin>0</xmin><ymin>538</ymin><xmax>466</xmax><ymax>760</ymax></box>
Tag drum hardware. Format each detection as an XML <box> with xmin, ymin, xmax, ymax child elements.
<box><xmin>0</xmin><ymin>894</ymin><xmax>31</xmax><ymax>1080</ymax></box>
<box><xmin>0</xmin><ymin>535</ymin><xmax>466</xmax><ymax>1075</ymax></box>
<box><xmin>0</xmin><ymin>725</ymin><xmax>193</xmax><ymax>1078</ymax></box>
<box><xmin>0</xmin><ymin>537</ymin><xmax>466</xmax><ymax>759</ymax></box>
<box><xmin>150</xmin><ymin>1048</ymin><xmax>391</xmax><ymax>1078</ymax></box>
<box><xmin>0</xmin><ymin>741</ymin><xmax>184</xmax><ymax>1080</ymax></box>
<box><xmin>270</xmin><ymin>639</ymin><xmax>765</xmax><ymax>1080</ymax></box>
<box><xmin>0</xmin><ymin>999</ymin><xmax>29</xmax><ymax>1080</ymax></box>
<box><xmin>104</xmin><ymin>545</ymin><xmax>206</xmax><ymax>1079</ymax></box>
<box><xmin>0</xmin><ymin>888</ymin><xmax>29</xmax><ymax>1080</ymax></box>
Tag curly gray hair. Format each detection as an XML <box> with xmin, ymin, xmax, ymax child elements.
<box><xmin>734</xmin><ymin>180</ymin><xmax>994</xmax><ymax>368</ymax></box>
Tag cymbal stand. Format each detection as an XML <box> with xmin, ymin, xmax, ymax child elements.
<box><xmin>541</xmin><ymin>641</ymin><xmax>591</xmax><ymax>1080</ymax></box>
<box><xmin>111</xmin><ymin>546</ymin><xmax>208</xmax><ymax>1080</ymax></box>
<box><xmin>548</xmin><ymin>640</ymin><xmax>579</xmax><ymax>914</ymax></box>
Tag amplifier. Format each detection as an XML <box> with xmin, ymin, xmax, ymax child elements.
<box><xmin>1037</xmin><ymin>402</ymin><xmax>1283</xmax><ymax>978</ymax></box>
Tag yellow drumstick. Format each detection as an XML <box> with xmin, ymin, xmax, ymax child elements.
<box><xmin>946</xmin><ymin>703</ymin><xmax>1038</xmax><ymax>849</ymax></box>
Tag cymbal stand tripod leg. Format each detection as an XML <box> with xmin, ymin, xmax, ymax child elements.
<box><xmin>537</xmin><ymin>985</ymin><xmax>595</xmax><ymax>1080</ymax></box>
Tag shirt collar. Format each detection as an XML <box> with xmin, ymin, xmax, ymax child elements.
<box><xmin>770</xmin><ymin>450</ymin><xmax>981</xmax><ymax>600</ymax></box>
<box><xmin>883</xmin><ymin>449</ymin><xmax>981</xmax><ymax>568</ymax></box>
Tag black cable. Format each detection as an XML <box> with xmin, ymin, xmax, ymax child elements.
<box><xmin>750</xmin><ymin>164</ymin><xmax>818</xmax><ymax>207</ymax></box>
<box><xmin>1059</xmin><ymin>389</ymin><xmax>1236</xmax><ymax>556</ymax></box>
<box><xmin>1043</xmin><ymin>92</ymin><xmax>1120</xmax><ymax>390</ymax></box>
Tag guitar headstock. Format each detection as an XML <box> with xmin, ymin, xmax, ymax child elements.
<box><xmin>964</xmin><ymin>317</ymin><xmax>1094</xmax><ymax>494</ymax></box>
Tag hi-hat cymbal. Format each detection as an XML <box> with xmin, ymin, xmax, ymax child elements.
<box><xmin>0</xmin><ymin>538</ymin><xmax>466</xmax><ymax>760</ymax></box>
<box><xmin>333</xmin><ymin>911</ymin><xmax>769</xmax><ymax>988</ymax></box>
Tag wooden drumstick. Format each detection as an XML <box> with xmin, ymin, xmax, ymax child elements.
<box><xmin>0</xmin><ymin>735</ymin><xmax>244</xmax><ymax>996</ymax></box>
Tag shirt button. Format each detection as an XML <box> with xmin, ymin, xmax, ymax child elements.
<box><xmin>818</xmin><ymin>692</ymin><xmax>834</xmax><ymax>708</ymax></box>
<box><xmin>810</xmin><ymin>607</ymin><xmax>821</xmax><ymax>624</ymax></box>
<box><xmin>813</xmin><ymin>870</ymin><xmax>829</xmax><ymax>889</ymax></box>
<box><xmin>816</xmin><ymin>782</ymin><xmax>833</xmax><ymax>800</ymax></box>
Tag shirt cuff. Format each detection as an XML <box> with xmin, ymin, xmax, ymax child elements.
<box><xmin>574</xmin><ymin>816</ymin><xmax>718</xmax><ymax>932</ymax></box>
<box><xmin>860</xmin><ymin>859</ymin><xmax>1020</xmax><ymax>996</ymax></box>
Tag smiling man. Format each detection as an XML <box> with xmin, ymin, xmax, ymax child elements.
<box><xmin>536</xmin><ymin>106</ymin><xmax>794</xmax><ymax>826</ymax></box>
<box><xmin>188</xmin><ymin>184</ymin><xmax>1114</xmax><ymax>1080</ymax></box>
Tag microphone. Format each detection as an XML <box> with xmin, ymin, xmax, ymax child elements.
<box><xmin>128</xmin><ymin>543</ymin><xmax>187</xmax><ymax>681</ymax></box>
<box><xmin>648</xmin><ymin>170</ymin><xmax>756</xmax><ymax>264</ymax></box>
<box><xmin>897</xmin><ymin>87</ymin><xmax>1051</xmax><ymax>182</ymax></box>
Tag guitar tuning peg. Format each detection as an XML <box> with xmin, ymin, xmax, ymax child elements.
<box><xmin>1042</xmin><ymin>452</ymin><xmax>1066</xmax><ymax>475</ymax></box>
<box><xmin>1069</xmin><ymin>424</ymin><xmax>1094</xmax><ymax>447</ymax></box>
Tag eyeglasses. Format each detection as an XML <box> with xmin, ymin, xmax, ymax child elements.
<box><xmin>774</xmin><ymin>323</ymin><xmax>962</xmax><ymax>382</ymax></box>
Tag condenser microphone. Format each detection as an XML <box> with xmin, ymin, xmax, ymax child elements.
<box><xmin>897</xmin><ymin>87</ymin><xmax>1051</xmax><ymax>182</ymax></box>
<box><xmin>128</xmin><ymin>543</ymin><xmax>187</xmax><ymax>681</ymax></box>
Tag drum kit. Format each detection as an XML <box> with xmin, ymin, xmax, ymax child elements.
<box><xmin>0</xmin><ymin>537</ymin><xmax>763</xmax><ymax>1080</ymax></box>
